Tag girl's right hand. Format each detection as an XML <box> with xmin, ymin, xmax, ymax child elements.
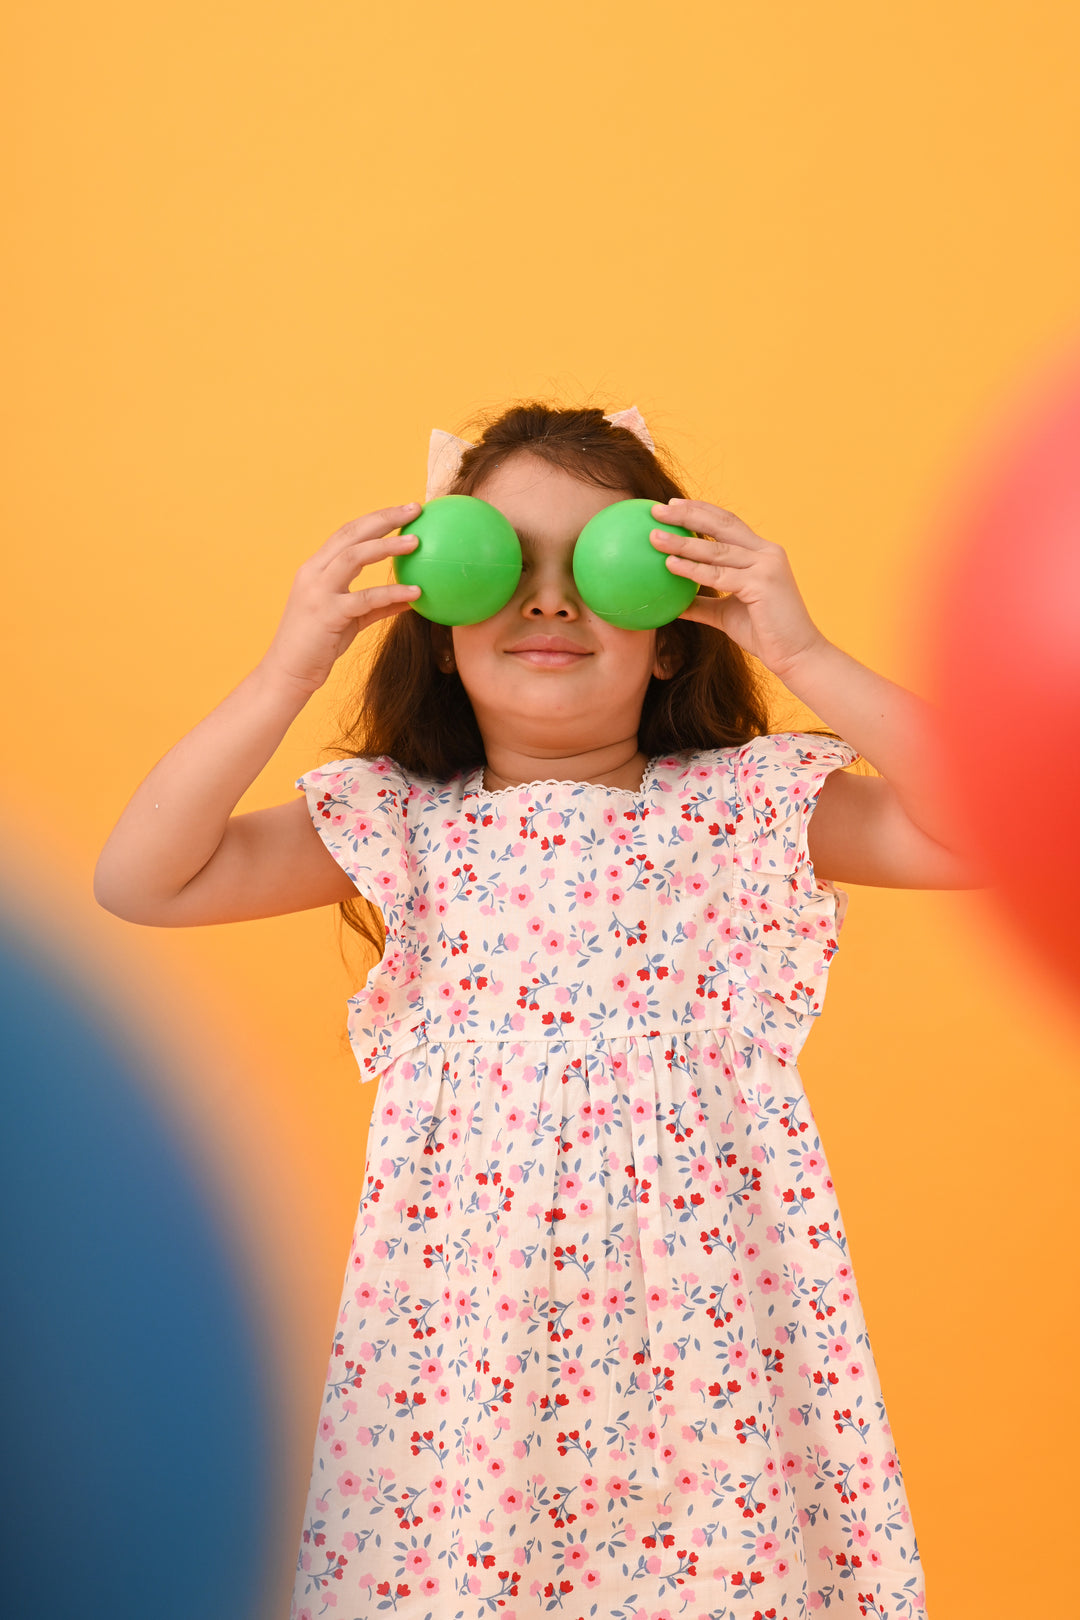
<box><xmin>259</xmin><ymin>503</ymin><xmax>422</xmax><ymax>695</ymax></box>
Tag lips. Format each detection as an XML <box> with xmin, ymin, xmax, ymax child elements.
<box><xmin>508</xmin><ymin>635</ymin><xmax>592</xmax><ymax>654</ymax></box>
<box><xmin>505</xmin><ymin>636</ymin><xmax>592</xmax><ymax>668</ymax></box>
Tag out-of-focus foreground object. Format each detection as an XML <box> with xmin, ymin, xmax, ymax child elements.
<box><xmin>923</xmin><ymin>340</ymin><xmax>1080</xmax><ymax>1015</ymax></box>
<box><xmin>0</xmin><ymin>909</ymin><xmax>274</xmax><ymax>1620</ymax></box>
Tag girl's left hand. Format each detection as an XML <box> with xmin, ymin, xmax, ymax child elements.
<box><xmin>650</xmin><ymin>499</ymin><xmax>827</xmax><ymax>679</ymax></box>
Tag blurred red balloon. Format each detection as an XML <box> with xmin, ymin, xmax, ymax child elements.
<box><xmin>920</xmin><ymin>341</ymin><xmax>1080</xmax><ymax>1013</ymax></box>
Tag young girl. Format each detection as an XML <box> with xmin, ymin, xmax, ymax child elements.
<box><xmin>97</xmin><ymin>402</ymin><xmax>968</xmax><ymax>1620</ymax></box>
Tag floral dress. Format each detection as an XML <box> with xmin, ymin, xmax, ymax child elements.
<box><xmin>289</xmin><ymin>732</ymin><xmax>926</xmax><ymax>1620</ymax></box>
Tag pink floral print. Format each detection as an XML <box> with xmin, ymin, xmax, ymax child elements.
<box><xmin>290</xmin><ymin>733</ymin><xmax>926</xmax><ymax>1620</ymax></box>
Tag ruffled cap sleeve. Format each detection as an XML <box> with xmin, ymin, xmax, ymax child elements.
<box><xmin>295</xmin><ymin>754</ymin><xmax>411</xmax><ymax>934</ymax></box>
<box><xmin>296</xmin><ymin>755</ymin><xmax>431</xmax><ymax>1079</ymax></box>
<box><xmin>727</xmin><ymin>731</ymin><xmax>862</xmax><ymax>1065</ymax></box>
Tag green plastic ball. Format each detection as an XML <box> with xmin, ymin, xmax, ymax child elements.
<box><xmin>572</xmin><ymin>499</ymin><xmax>698</xmax><ymax>629</ymax></box>
<box><xmin>393</xmin><ymin>494</ymin><xmax>523</xmax><ymax>625</ymax></box>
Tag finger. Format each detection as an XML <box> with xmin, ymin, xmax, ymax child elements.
<box><xmin>648</xmin><ymin>527</ymin><xmax>754</xmax><ymax>569</ymax></box>
<box><xmin>652</xmin><ymin>499</ymin><xmax>768</xmax><ymax>551</ymax></box>
<box><xmin>359</xmin><ymin>594</ymin><xmax>423</xmax><ymax>626</ymax></box>
<box><xmin>340</xmin><ymin>580</ymin><xmax>422</xmax><ymax>618</ymax></box>
<box><xmin>326</xmin><ymin>528</ymin><xmax>421</xmax><ymax>592</ymax></box>
<box><xmin>314</xmin><ymin>503</ymin><xmax>423</xmax><ymax>571</ymax></box>
<box><xmin>661</xmin><ymin>552</ymin><xmax>744</xmax><ymax>593</ymax></box>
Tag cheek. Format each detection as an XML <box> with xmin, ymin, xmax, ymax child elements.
<box><xmin>604</xmin><ymin>630</ymin><xmax>658</xmax><ymax>671</ymax></box>
<box><xmin>451</xmin><ymin>630</ymin><xmax>507</xmax><ymax>689</ymax></box>
<box><xmin>451</xmin><ymin>627</ymin><xmax>492</xmax><ymax>662</ymax></box>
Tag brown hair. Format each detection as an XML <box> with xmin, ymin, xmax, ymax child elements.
<box><xmin>327</xmin><ymin>399</ymin><xmax>843</xmax><ymax>960</ymax></box>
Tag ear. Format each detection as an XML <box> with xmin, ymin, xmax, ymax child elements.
<box><xmin>433</xmin><ymin>627</ymin><xmax>456</xmax><ymax>673</ymax></box>
<box><xmin>651</xmin><ymin>627</ymin><xmax>683</xmax><ymax>680</ymax></box>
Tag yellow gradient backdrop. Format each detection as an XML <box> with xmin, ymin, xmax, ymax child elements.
<box><xmin>3</xmin><ymin>4</ymin><xmax>1079</xmax><ymax>1615</ymax></box>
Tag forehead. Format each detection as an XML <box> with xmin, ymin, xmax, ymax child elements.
<box><xmin>474</xmin><ymin>453</ymin><xmax>631</xmax><ymax>548</ymax></box>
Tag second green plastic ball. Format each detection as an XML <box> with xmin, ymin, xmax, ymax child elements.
<box><xmin>572</xmin><ymin>499</ymin><xmax>698</xmax><ymax>629</ymax></box>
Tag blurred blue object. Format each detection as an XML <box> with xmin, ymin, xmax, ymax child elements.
<box><xmin>0</xmin><ymin>916</ymin><xmax>272</xmax><ymax>1620</ymax></box>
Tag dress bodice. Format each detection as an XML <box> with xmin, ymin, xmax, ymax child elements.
<box><xmin>297</xmin><ymin>734</ymin><xmax>860</xmax><ymax>1081</ymax></box>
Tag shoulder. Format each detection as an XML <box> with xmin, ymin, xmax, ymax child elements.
<box><xmin>297</xmin><ymin>753</ymin><xmax>410</xmax><ymax>797</ymax></box>
<box><xmin>653</xmin><ymin>733</ymin><xmax>858</xmax><ymax>801</ymax></box>
<box><xmin>296</xmin><ymin>753</ymin><xmax>463</xmax><ymax>804</ymax></box>
<box><xmin>725</xmin><ymin>732</ymin><xmax>862</xmax><ymax>870</ymax></box>
<box><xmin>734</xmin><ymin>729</ymin><xmax>859</xmax><ymax>775</ymax></box>
<box><xmin>292</xmin><ymin>755</ymin><xmax>457</xmax><ymax>910</ymax></box>
<box><xmin>295</xmin><ymin>755</ymin><xmax>473</xmax><ymax>839</ymax></box>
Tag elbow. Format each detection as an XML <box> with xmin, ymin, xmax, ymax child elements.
<box><xmin>93</xmin><ymin>837</ymin><xmax>136</xmax><ymax>921</ymax></box>
<box><xmin>92</xmin><ymin>858</ymin><xmax>121</xmax><ymax>918</ymax></box>
<box><xmin>92</xmin><ymin>867</ymin><xmax>137</xmax><ymax>923</ymax></box>
<box><xmin>92</xmin><ymin>861</ymin><xmax>163</xmax><ymax>926</ymax></box>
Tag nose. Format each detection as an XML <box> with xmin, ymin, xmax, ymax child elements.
<box><xmin>517</xmin><ymin>551</ymin><xmax>581</xmax><ymax>620</ymax></box>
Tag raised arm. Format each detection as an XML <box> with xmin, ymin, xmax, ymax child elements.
<box><xmin>93</xmin><ymin>503</ymin><xmax>422</xmax><ymax>926</ymax></box>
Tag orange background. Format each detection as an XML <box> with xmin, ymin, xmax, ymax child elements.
<box><xmin>3</xmin><ymin>3</ymin><xmax>1079</xmax><ymax>1614</ymax></box>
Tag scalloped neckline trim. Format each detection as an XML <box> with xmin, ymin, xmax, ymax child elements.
<box><xmin>465</xmin><ymin>753</ymin><xmax>667</xmax><ymax>802</ymax></box>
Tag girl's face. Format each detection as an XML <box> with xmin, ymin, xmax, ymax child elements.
<box><xmin>446</xmin><ymin>453</ymin><xmax>672</xmax><ymax>761</ymax></box>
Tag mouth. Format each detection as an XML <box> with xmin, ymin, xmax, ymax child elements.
<box><xmin>505</xmin><ymin>636</ymin><xmax>593</xmax><ymax>668</ymax></box>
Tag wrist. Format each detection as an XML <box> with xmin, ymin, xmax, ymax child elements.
<box><xmin>774</xmin><ymin>632</ymin><xmax>834</xmax><ymax>691</ymax></box>
<box><xmin>249</xmin><ymin>657</ymin><xmax>323</xmax><ymax>711</ymax></box>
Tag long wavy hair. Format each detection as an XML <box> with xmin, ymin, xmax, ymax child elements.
<box><xmin>327</xmin><ymin>399</ymin><xmax>842</xmax><ymax>962</ymax></box>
